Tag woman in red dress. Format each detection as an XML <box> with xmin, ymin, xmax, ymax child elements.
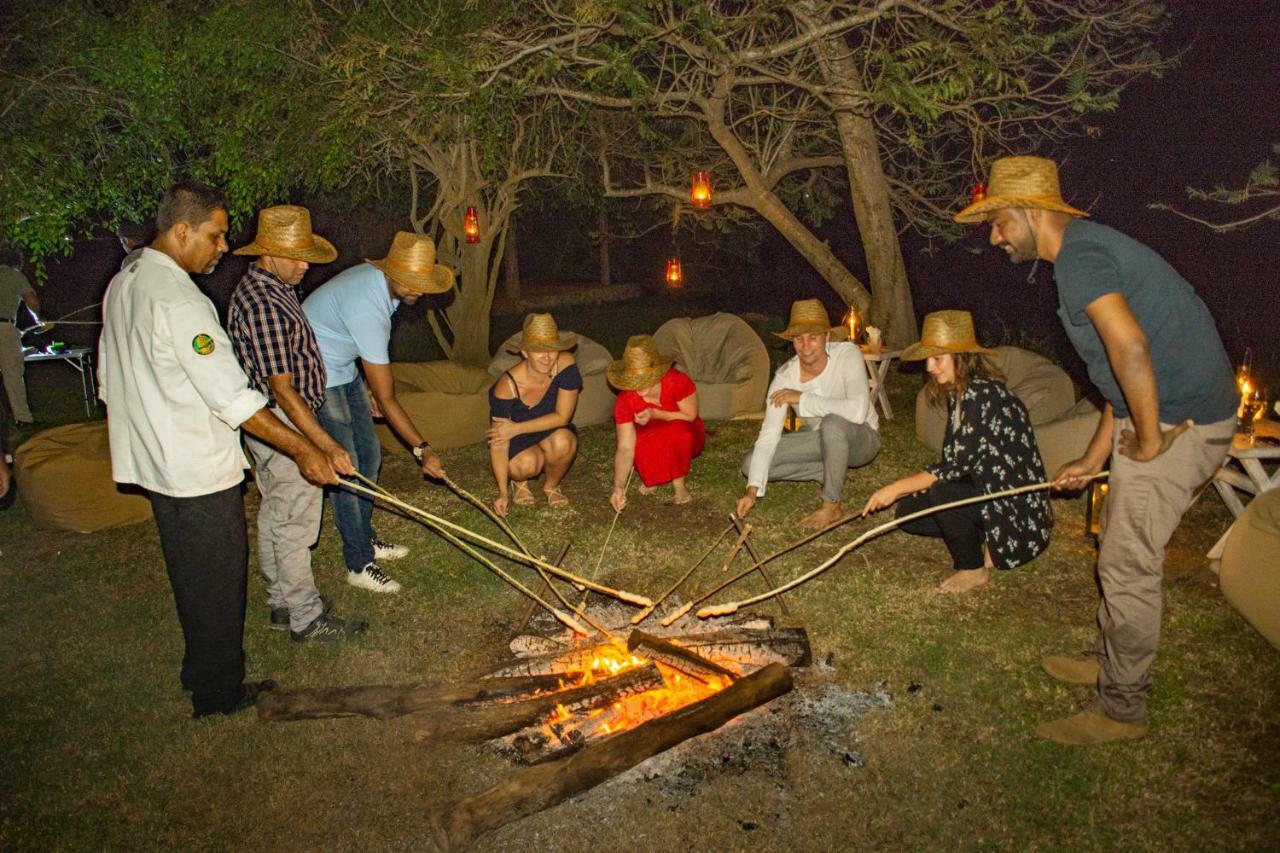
<box><xmin>607</xmin><ymin>335</ymin><xmax>706</xmax><ymax>509</ymax></box>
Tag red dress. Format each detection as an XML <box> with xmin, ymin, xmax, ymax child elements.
<box><xmin>613</xmin><ymin>368</ymin><xmax>706</xmax><ymax>487</ymax></box>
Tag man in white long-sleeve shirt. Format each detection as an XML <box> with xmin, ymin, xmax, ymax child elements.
<box><xmin>736</xmin><ymin>299</ymin><xmax>880</xmax><ymax>529</ymax></box>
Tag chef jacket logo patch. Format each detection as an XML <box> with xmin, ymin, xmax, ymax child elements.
<box><xmin>192</xmin><ymin>334</ymin><xmax>215</xmax><ymax>355</ymax></box>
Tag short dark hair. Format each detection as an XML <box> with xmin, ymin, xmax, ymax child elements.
<box><xmin>156</xmin><ymin>180</ymin><xmax>227</xmax><ymax>233</ymax></box>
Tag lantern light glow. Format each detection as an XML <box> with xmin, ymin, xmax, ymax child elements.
<box><xmin>464</xmin><ymin>206</ymin><xmax>481</xmax><ymax>243</ymax></box>
<box><xmin>690</xmin><ymin>171</ymin><xmax>712</xmax><ymax>209</ymax></box>
<box><xmin>665</xmin><ymin>256</ymin><xmax>683</xmax><ymax>287</ymax></box>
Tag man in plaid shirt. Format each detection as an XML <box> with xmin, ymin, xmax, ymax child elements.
<box><xmin>228</xmin><ymin>205</ymin><xmax>366</xmax><ymax>643</ymax></box>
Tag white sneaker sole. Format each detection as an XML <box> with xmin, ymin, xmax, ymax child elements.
<box><xmin>347</xmin><ymin>571</ymin><xmax>402</xmax><ymax>594</ymax></box>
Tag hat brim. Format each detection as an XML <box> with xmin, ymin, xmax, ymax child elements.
<box><xmin>606</xmin><ymin>359</ymin><xmax>673</xmax><ymax>391</ymax></box>
<box><xmin>233</xmin><ymin>234</ymin><xmax>338</xmax><ymax>264</ymax></box>
<box><xmin>901</xmin><ymin>341</ymin><xmax>997</xmax><ymax>362</ymax></box>
<box><xmin>953</xmin><ymin>194</ymin><xmax>1090</xmax><ymax>224</ymax></box>
<box><xmin>368</xmin><ymin>259</ymin><xmax>455</xmax><ymax>295</ymax></box>
<box><xmin>774</xmin><ymin>322</ymin><xmax>842</xmax><ymax>341</ymax></box>
<box><xmin>508</xmin><ymin>333</ymin><xmax>578</xmax><ymax>354</ymax></box>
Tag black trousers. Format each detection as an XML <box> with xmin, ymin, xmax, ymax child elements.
<box><xmin>148</xmin><ymin>484</ymin><xmax>248</xmax><ymax>715</ymax></box>
<box><xmin>896</xmin><ymin>477</ymin><xmax>986</xmax><ymax>570</ymax></box>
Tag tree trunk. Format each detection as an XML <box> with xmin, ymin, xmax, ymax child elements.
<box><xmin>806</xmin><ymin>20</ymin><xmax>917</xmax><ymax>347</ymax></box>
<box><xmin>441</xmin><ymin>237</ymin><xmax>496</xmax><ymax>367</ymax></box>
<box><xmin>430</xmin><ymin>663</ymin><xmax>794</xmax><ymax>850</ymax></box>
<box><xmin>502</xmin><ymin>221</ymin><xmax>521</xmax><ymax>301</ymax></box>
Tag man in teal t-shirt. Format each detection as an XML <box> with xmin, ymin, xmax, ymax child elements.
<box><xmin>955</xmin><ymin>157</ymin><xmax>1237</xmax><ymax>746</ymax></box>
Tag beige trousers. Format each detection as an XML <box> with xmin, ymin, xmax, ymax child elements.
<box><xmin>1094</xmin><ymin>415</ymin><xmax>1235</xmax><ymax>722</ymax></box>
<box><xmin>0</xmin><ymin>323</ymin><xmax>31</xmax><ymax>422</ymax></box>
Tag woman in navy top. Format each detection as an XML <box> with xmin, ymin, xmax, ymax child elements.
<box><xmin>488</xmin><ymin>314</ymin><xmax>582</xmax><ymax>515</ymax></box>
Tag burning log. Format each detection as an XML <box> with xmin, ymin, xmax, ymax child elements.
<box><xmin>430</xmin><ymin>663</ymin><xmax>794</xmax><ymax>850</ymax></box>
<box><xmin>257</xmin><ymin>665</ymin><xmax>665</xmax><ymax>742</ymax></box>
<box><xmin>626</xmin><ymin>630</ymin><xmax>739</xmax><ymax>683</ymax></box>
<box><xmin>669</xmin><ymin>626</ymin><xmax>812</xmax><ymax>669</ymax></box>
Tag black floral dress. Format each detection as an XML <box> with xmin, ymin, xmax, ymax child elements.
<box><xmin>925</xmin><ymin>376</ymin><xmax>1052</xmax><ymax>569</ymax></box>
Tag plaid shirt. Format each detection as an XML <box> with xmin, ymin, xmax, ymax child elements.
<box><xmin>227</xmin><ymin>265</ymin><xmax>327</xmax><ymax>410</ymax></box>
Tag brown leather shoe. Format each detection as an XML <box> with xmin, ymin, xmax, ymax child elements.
<box><xmin>1035</xmin><ymin>708</ymin><xmax>1147</xmax><ymax>745</ymax></box>
<box><xmin>1042</xmin><ymin>653</ymin><xmax>1101</xmax><ymax>685</ymax></box>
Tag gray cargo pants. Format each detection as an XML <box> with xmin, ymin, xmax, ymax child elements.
<box><xmin>741</xmin><ymin>414</ymin><xmax>880</xmax><ymax>502</ymax></box>
<box><xmin>245</xmin><ymin>408</ymin><xmax>325</xmax><ymax>632</ymax></box>
<box><xmin>1094</xmin><ymin>415</ymin><xmax>1234</xmax><ymax>722</ymax></box>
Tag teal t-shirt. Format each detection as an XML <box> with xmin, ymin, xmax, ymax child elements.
<box><xmin>1054</xmin><ymin>220</ymin><xmax>1237</xmax><ymax>424</ymax></box>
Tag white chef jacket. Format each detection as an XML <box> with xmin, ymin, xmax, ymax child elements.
<box><xmin>746</xmin><ymin>341</ymin><xmax>878</xmax><ymax>496</ymax></box>
<box><xmin>98</xmin><ymin>248</ymin><xmax>267</xmax><ymax>498</ymax></box>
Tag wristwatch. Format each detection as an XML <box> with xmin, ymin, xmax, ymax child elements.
<box><xmin>412</xmin><ymin>440</ymin><xmax>430</xmax><ymax>461</ymax></box>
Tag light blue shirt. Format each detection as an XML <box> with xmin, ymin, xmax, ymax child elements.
<box><xmin>302</xmin><ymin>263</ymin><xmax>400</xmax><ymax>388</ymax></box>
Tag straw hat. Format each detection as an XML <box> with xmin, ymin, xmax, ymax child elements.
<box><xmin>606</xmin><ymin>335</ymin><xmax>674</xmax><ymax>391</ymax></box>
<box><xmin>901</xmin><ymin>310</ymin><xmax>996</xmax><ymax>361</ymax></box>
<box><xmin>367</xmin><ymin>231</ymin><xmax>455</xmax><ymax>295</ymax></box>
<box><xmin>233</xmin><ymin>205</ymin><xmax>337</xmax><ymax>263</ymax></box>
<box><xmin>952</xmin><ymin>156</ymin><xmax>1090</xmax><ymax>223</ymax></box>
<box><xmin>775</xmin><ymin>298</ymin><xmax>842</xmax><ymax>340</ymax></box>
<box><xmin>509</xmin><ymin>313</ymin><xmax>577</xmax><ymax>353</ymax></box>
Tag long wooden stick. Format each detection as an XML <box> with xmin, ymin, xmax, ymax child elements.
<box><xmin>731</xmin><ymin>513</ymin><xmax>790</xmax><ymax>616</ymax></box>
<box><xmin>576</xmin><ymin>467</ymin><xmax>634</xmax><ymax>612</ymax></box>
<box><xmin>697</xmin><ymin>473</ymin><xmax>1109</xmax><ymax>618</ymax></box>
<box><xmin>340</xmin><ymin>480</ymin><xmax>651</xmax><ymax>607</ymax></box>
<box><xmin>629</xmin><ymin>522</ymin><xmax>734</xmax><ymax>626</ymax></box>
<box><xmin>516</xmin><ymin>541</ymin><xmax>573</xmax><ymax>633</ymax></box>
<box><xmin>440</xmin><ymin>473</ymin><xmax>535</xmax><ymax>558</ymax></box>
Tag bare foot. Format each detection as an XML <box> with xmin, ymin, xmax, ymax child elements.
<box><xmin>672</xmin><ymin>484</ymin><xmax>693</xmax><ymax>505</ymax></box>
<box><xmin>511</xmin><ymin>481</ymin><xmax>535</xmax><ymax>506</ymax></box>
<box><xmin>936</xmin><ymin>567</ymin><xmax>992</xmax><ymax>594</ymax></box>
<box><xmin>639</xmin><ymin>483</ymin><xmax>656</xmax><ymax>496</ymax></box>
<box><xmin>799</xmin><ymin>501</ymin><xmax>843</xmax><ymax>530</ymax></box>
<box><xmin>544</xmin><ymin>487</ymin><xmax>570</xmax><ymax>508</ymax></box>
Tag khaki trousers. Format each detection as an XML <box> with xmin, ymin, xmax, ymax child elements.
<box><xmin>0</xmin><ymin>323</ymin><xmax>31</xmax><ymax>422</ymax></box>
<box><xmin>1094</xmin><ymin>415</ymin><xmax>1234</xmax><ymax>722</ymax></box>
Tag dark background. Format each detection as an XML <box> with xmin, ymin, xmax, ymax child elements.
<box><xmin>27</xmin><ymin>0</ymin><xmax>1280</xmax><ymax>393</ymax></box>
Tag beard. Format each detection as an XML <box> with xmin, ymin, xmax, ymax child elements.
<box><xmin>999</xmin><ymin>240</ymin><xmax>1036</xmax><ymax>264</ymax></box>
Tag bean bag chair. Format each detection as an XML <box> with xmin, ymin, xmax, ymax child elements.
<box><xmin>487</xmin><ymin>332</ymin><xmax>614</xmax><ymax>428</ymax></box>
<box><xmin>652</xmin><ymin>313</ymin><xmax>770</xmax><ymax>421</ymax></box>
<box><xmin>372</xmin><ymin>360</ymin><xmax>493</xmax><ymax>452</ymax></box>
<box><xmin>1219</xmin><ymin>488</ymin><xmax>1280</xmax><ymax>649</ymax></box>
<box><xmin>14</xmin><ymin>421</ymin><xmax>151</xmax><ymax>532</ymax></box>
<box><xmin>916</xmin><ymin>345</ymin><xmax>1101</xmax><ymax>477</ymax></box>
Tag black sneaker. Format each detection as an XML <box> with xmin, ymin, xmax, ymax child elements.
<box><xmin>290</xmin><ymin>612</ymin><xmax>369</xmax><ymax>644</ymax></box>
<box><xmin>269</xmin><ymin>594</ymin><xmax>331</xmax><ymax>631</ymax></box>
<box><xmin>192</xmin><ymin>679</ymin><xmax>277</xmax><ymax>719</ymax></box>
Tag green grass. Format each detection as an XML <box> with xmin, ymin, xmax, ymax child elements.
<box><xmin>2</xmin><ymin>329</ymin><xmax>1278</xmax><ymax>851</ymax></box>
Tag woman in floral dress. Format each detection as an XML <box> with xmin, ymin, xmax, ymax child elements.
<box><xmin>862</xmin><ymin>311</ymin><xmax>1051</xmax><ymax>594</ymax></box>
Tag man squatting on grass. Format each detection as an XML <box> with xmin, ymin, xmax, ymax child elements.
<box><xmin>98</xmin><ymin>182</ymin><xmax>340</xmax><ymax>718</ymax></box>
<box><xmin>302</xmin><ymin>231</ymin><xmax>452</xmax><ymax>594</ymax></box>
<box><xmin>955</xmin><ymin>156</ymin><xmax>1238</xmax><ymax>746</ymax></box>
<box><xmin>736</xmin><ymin>298</ymin><xmax>880</xmax><ymax>530</ymax></box>
<box><xmin>227</xmin><ymin>205</ymin><xmax>367</xmax><ymax>644</ymax></box>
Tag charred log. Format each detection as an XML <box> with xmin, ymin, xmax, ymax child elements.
<box><xmin>626</xmin><ymin>630</ymin><xmax>739</xmax><ymax>682</ymax></box>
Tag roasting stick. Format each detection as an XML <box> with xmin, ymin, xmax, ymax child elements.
<box><xmin>339</xmin><ymin>480</ymin><xmax>651</xmax><ymax>607</ymax></box>
<box><xmin>659</xmin><ymin>522</ymin><xmax>752</xmax><ymax>626</ymax></box>
<box><xmin>696</xmin><ymin>473</ymin><xmax>1110</xmax><ymax>618</ymax></box>
<box><xmin>731</xmin><ymin>513</ymin><xmax>791</xmax><ymax>616</ymax></box>
<box><xmin>349</xmin><ymin>474</ymin><xmax>614</xmax><ymax>637</ymax></box>
<box><xmin>575</xmin><ymin>467</ymin><xmax>634</xmax><ymax>614</ymax></box>
<box><xmin>629</xmin><ymin>523</ymin><xmax>734</xmax><ymax>626</ymax></box>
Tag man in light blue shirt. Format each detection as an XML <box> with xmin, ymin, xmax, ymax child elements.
<box><xmin>303</xmin><ymin>231</ymin><xmax>452</xmax><ymax>593</ymax></box>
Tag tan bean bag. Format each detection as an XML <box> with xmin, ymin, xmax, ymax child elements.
<box><xmin>15</xmin><ymin>421</ymin><xmax>152</xmax><ymax>532</ymax></box>
<box><xmin>373</xmin><ymin>360</ymin><xmax>494</xmax><ymax>452</ymax></box>
<box><xmin>1219</xmin><ymin>488</ymin><xmax>1280</xmax><ymax>649</ymax></box>
<box><xmin>653</xmin><ymin>313</ymin><xmax>770</xmax><ymax>421</ymax></box>
<box><xmin>916</xmin><ymin>346</ymin><xmax>1101</xmax><ymax>477</ymax></box>
<box><xmin>488</xmin><ymin>332</ymin><xmax>614</xmax><ymax>428</ymax></box>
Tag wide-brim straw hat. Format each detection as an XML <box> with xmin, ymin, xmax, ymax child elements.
<box><xmin>509</xmin><ymin>313</ymin><xmax>577</xmax><ymax>353</ymax></box>
<box><xmin>901</xmin><ymin>310</ymin><xmax>997</xmax><ymax>361</ymax></box>
<box><xmin>774</xmin><ymin>298</ymin><xmax>842</xmax><ymax>340</ymax></box>
<box><xmin>233</xmin><ymin>205</ymin><xmax>337</xmax><ymax>263</ymax></box>
<box><xmin>606</xmin><ymin>334</ymin><xmax>674</xmax><ymax>391</ymax></box>
<box><xmin>367</xmin><ymin>231</ymin><xmax>455</xmax><ymax>295</ymax></box>
<box><xmin>953</xmin><ymin>156</ymin><xmax>1090</xmax><ymax>223</ymax></box>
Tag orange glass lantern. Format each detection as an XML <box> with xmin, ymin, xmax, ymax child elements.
<box><xmin>690</xmin><ymin>171</ymin><xmax>712</xmax><ymax>209</ymax></box>
<box><xmin>970</xmin><ymin>182</ymin><xmax>987</xmax><ymax>205</ymax></box>
<box><xmin>463</xmin><ymin>206</ymin><xmax>481</xmax><ymax>243</ymax></box>
<box><xmin>664</xmin><ymin>255</ymin><xmax>683</xmax><ymax>288</ymax></box>
<box><xmin>845</xmin><ymin>307</ymin><xmax>860</xmax><ymax>343</ymax></box>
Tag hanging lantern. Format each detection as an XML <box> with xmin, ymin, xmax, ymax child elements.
<box><xmin>845</xmin><ymin>307</ymin><xmax>860</xmax><ymax>343</ymax></box>
<box><xmin>664</xmin><ymin>255</ymin><xmax>683</xmax><ymax>288</ymax></box>
<box><xmin>1085</xmin><ymin>481</ymin><xmax>1109</xmax><ymax>539</ymax></box>
<box><xmin>690</xmin><ymin>171</ymin><xmax>712</xmax><ymax>209</ymax></box>
<box><xmin>463</xmin><ymin>206</ymin><xmax>481</xmax><ymax>243</ymax></box>
<box><xmin>970</xmin><ymin>182</ymin><xmax>987</xmax><ymax>205</ymax></box>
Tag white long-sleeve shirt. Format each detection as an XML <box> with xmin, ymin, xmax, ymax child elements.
<box><xmin>98</xmin><ymin>248</ymin><xmax>267</xmax><ymax>497</ymax></box>
<box><xmin>746</xmin><ymin>341</ymin><xmax>878</xmax><ymax>496</ymax></box>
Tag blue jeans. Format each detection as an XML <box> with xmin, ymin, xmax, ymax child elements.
<box><xmin>317</xmin><ymin>379</ymin><xmax>380</xmax><ymax>572</ymax></box>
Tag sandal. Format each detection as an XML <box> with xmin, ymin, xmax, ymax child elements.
<box><xmin>544</xmin><ymin>487</ymin><xmax>570</xmax><ymax>508</ymax></box>
<box><xmin>511</xmin><ymin>481</ymin><xmax>536</xmax><ymax>506</ymax></box>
